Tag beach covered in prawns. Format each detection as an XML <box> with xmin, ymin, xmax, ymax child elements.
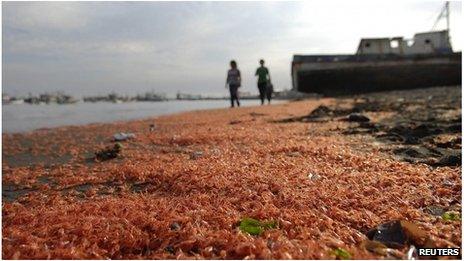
<box><xmin>2</xmin><ymin>86</ymin><xmax>461</xmax><ymax>259</ymax></box>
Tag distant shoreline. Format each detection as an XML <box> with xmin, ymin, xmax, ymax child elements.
<box><xmin>2</xmin><ymin>96</ymin><xmax>294</xmax><ymax>105</ymax></box>
<box><xmin>2</xmin><ymin>99</ymin><xmax>287</xmax><ymax>134</ymax></box>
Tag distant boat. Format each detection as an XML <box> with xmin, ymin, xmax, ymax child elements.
<box><xmin>292</xmin><ymin>2</ymin><xmax>461</xmax><ymax>96</ymax></box>
<box><xmin>10</xmin><ymin>99</ymin><xmax>24</xmax><ymax>105</ymax></box>
<box><xmin>1</xmin><ymin>94</ymin><xmax>23</xmax><ymax>104</ymax></box>
<box><xmin>137</xmin><ymin>91</ymin><xmax>167</xmax><ymax>102</ymax></box>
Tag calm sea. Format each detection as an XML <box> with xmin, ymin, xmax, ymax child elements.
<box><xmin>2</xmin><ymin>100</ymin><xmax>270</xmax><ymax>133</ymax></box>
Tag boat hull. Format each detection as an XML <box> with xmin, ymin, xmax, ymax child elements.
<box><xmin>292</xmin><ymin>53</ymin><xmax>461</xmax><ymax>96</ymax></box>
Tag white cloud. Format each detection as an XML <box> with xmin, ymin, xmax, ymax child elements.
<box><xmin>2</xmin><ymin>1</ymin><xmax>462</xmax><ymax>97</ymax></box>
<box><xmin>4</xmin><ymin>2</ymin><xmax>89</xmax><ymax>31</ymax></box>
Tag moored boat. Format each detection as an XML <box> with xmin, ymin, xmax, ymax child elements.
<box><xmin>292</xmin><ymin>2</ymin><xmax>461</xmax><ymax>96</ymax></box>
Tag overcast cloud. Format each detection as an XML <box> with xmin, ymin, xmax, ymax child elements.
<box><xmin>2</xmin><ymin>1</ymin><xmax>462</xmax><ymax>97</ymax></box>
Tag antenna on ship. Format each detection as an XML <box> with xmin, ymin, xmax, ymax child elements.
<box><xmin>431</xmin><ymin>1</ymin><xmax>450</xmax><ymax>32</ymax></box>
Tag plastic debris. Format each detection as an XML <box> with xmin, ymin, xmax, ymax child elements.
<box><xmin>405</xmin><ymin>245</ymin><xmax>418</xmax><ymax>260</ymax></box>
<box><xmin>113</xmin><ymin>132</ymin><xmax>136</xmax><ymax>141</ymax></box>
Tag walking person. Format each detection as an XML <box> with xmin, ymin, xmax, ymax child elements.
<box><xmin>225</xmin><ymin>60</ymin><xmax>241</xmax><ymax>108</ymax></box>
<box><xmin>255</xmin><ymin>59</ymin><xmax>271</xmax><ymax>105</ymax></box>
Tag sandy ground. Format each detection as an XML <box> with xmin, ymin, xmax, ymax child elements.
<box><xmin>2</xmin><ymin>87</ymin><xmax>461</xmax><ymax>259</ymax></box>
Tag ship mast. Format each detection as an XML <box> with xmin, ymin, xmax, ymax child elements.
<box><xmin>431</xmin><ymin>1</ymin><xmax>450</xmax><ymax>32</ymax></box>
<box><xmin>446</xmin><ymin>1</ymin><xmax>449</xmax><ymax>32</ymax></box>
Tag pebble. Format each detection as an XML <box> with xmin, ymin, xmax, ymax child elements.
<box><xmin>170</xmin><ymin>222</ymin><xmax>181</xmax><ymax>231</ymax></box>
<box><xmin>347</xmin><ymin>113</ymin><xmax>370</xmax><ymax>122</ymax></box>
<box><xmin>424</xmin><ymin>205</ymin><xmax>445</xmax><ymax>216</ymax></box>
<box><xmin>190</xmin><ymin>151</ymin><xmax>204</xmax><ymax>160</ymax></box>
<box><xmin>308</xmin><ymin>173</ymin><xmax>321</xmax><ymax>181</ymax></box>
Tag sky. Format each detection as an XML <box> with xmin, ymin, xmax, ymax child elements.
<box><xmin>2</xmin><ymin>1</ymin><xmax>462</xmax><ymax>97</ymax></box>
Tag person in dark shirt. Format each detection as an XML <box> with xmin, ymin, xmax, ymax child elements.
<box><xmin>255</xmin><ymin>59</ymin><xmax>272</xmax><ymax>105</ymax></box>
<box><xmin>226</xmin><ymin>60</ymin><xmax>241</xmax><ymax>108</ymax></box>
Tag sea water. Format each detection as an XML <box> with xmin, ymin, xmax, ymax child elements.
<box><xmin>2</xmin><ymin>100</ymin><xmax>269</xmax><ymax>133</ymax></box>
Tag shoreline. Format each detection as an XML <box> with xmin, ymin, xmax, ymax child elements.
<box><xmin>2</xmin><ymin>86</ymin><xmax>461</xmax><ymax>259</ymax></box>
<box><xmin>2</xmin><ymin>99</ymin><xmax>286</xmax><ymax>134</ymax></box>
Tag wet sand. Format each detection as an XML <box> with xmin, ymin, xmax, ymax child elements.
<box><xmin>2</xmin><ymin>86</ymin><xmax>461</xmax><ymax>259</ymax></box>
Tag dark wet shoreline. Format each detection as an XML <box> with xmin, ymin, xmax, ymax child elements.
<box><xmin>277</xmin><ymin>86</ymin><xmax>462</xmax><ymax>167</ymax></box>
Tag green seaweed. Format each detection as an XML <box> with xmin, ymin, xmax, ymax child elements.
<box><xmin>239</xmin><ymin>218</ymin><xmax>277</xmax><ymax>236</ymax></box>
<box><xmin>442</xmin><ymin>211</ymin><xmax>461</xmax><ymax>221</ymax></box>
<box><xmin>330</xmin><ymin>247</ymin><xmax>352</xmax><ymax>260</ymax></box>
<box><xmin>263</xmin><ymin>220</ymin><xmax>278</xmax><ymax>229</ymax></box>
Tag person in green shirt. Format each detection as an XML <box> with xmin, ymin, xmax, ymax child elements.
<box><xmin>255</xmin><ymin>59</ymin><xmax>272</xmax><ymax>105</ymax></box>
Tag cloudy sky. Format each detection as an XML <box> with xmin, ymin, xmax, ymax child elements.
<box><xmin>2</xmin><ymin>1</ymin><xmax>462</xmax><ymax>97</ymax></box>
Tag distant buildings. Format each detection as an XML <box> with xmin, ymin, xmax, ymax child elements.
<box><xmin>3</xmin><ymin>88</ymin><xmax>310</xmax><ymax>105</ymax></box>
<box><xmin>83</xmin><ymin>93</ymin><xmax>132</xmax><ymax>103</ymax></box>
<box><xmin>3</xmin><ymin>92</ymin><xmax>78</xmax><ymax>105</ymax></box>
<box><xmin>135</xmin><ymin>92</ymin><xmax>167</xmax><ymax>102</ymax></box>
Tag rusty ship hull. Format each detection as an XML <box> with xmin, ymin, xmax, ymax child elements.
<box><xmin>292</xmin><ymin>52</ymin><xmax>461</xmax><ymax>96</ymax></box>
